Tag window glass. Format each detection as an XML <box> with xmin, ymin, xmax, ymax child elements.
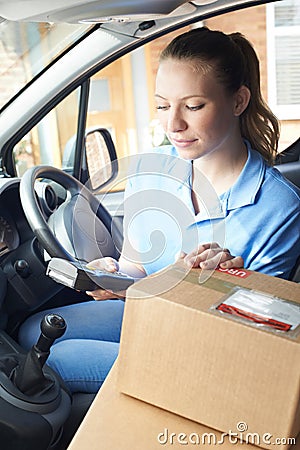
<box><xmin>85</xmin><ymin>43</ymin><xmax>172</xmax><ymax>166</ymax></box>
<box><xmin>267</xmin><ymin>0</ymin><xmax>300</xmax><ymax>119</ymax></box>
<box><xmin>274</xmin><ymin>0</ymin><xmax>300</xmax><ymax>26</ymax></box>
<box><xmin>275</xmin><ymin>35</ymin><xmax>300</xmax><ymax>106</ymax></box>
<box><xmin>88</xmin><ymin>79</ymin><xmax>111</xmax><ymax>112</ymax></box>
<box><xmin>266</xmin><ymin>0</ymin><xmax>300</xmax><ymax>150</ymax></box>
<box><xmin>87</xmin><ymin>49</ymin><xmax>152</xmax><ymax>161</ymax></box>
<box><xmin>0</xmin><ymin>21</ymin><xmax>90</xmax><ymax>110</ymax></box>
<box><xmin>13</xmin><ymin>87</ymin><xmax>80</xmax><ymax>176</ymax></box>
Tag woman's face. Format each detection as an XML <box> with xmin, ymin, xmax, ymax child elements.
<box><xmin>155</xmin><ymin>58</ymin><xmax>241</xmax><ymax>160</ymax></box>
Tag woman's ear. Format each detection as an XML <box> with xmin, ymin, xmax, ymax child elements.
<box><xmin>233</xmin><ymin>85</ymin><xmax>251</xmax><ymax>116</ymax></box>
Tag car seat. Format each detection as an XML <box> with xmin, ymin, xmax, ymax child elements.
<box><xmin>275</xmin><ymin>137</ymin><xmax>300</xmax><ymax>282</ymax></box>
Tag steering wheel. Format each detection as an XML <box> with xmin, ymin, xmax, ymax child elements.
<box><xmin>20</xmin><ymin>165</ymin><xmax>119</xmax><ymax>262</ymax></box>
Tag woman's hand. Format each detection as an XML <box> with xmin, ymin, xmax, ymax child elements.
<box><xmin>179</xmin><ymin>242</ymin><xmax>244</xmax><ymax>270</ymax></box>
<box><xmin>85</xmin><ymin>257</ymin><xmax>125</xmax><ymax>301</ymax></box>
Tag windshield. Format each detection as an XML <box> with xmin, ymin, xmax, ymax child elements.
<box><xmin>0</xmin><ymin>20</ymin><xmax>91</xmax><ymax>110</ymax></box>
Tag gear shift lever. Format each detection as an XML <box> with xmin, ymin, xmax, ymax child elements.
<box><xmin>12</xmin><ymin>314</ymin><xmax>66</xmax><ymax>395</ymax></box>
<box><xmin>34</xmin><ymin>314</ymin><xmax>66</xmax><ymax>366</ymax></box>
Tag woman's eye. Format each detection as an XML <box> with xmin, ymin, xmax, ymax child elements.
<box><xmin>156</xmin><ymin>105</ymin><xmax>169</xmax><ymax>111</ymax></box>
<box><xmin>187</xmin><ymin>104</ymin><xmax>205</xmax><ymax>111</ymax></box>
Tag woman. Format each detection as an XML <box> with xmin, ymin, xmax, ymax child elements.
<box><xmin>18</xmin><ymin>27</ymin><xmax>300</xmax><ymax>393</ymax></box>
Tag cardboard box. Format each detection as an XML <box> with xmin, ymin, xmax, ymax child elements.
<box><xmin>70</xmin><ymin>361</ymin><xmax>296</xmax><ymax>450</ymax></box>
<box><xmin>117</xmin><ymin>263</ymin><xmax>300</xmax><ymax>449</ymax></box>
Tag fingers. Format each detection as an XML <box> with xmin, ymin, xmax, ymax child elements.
<box><xmin>86</xmin><ymin>289</ymin><xmax>113</xmax><ymax>300</ymax></box>
<box><xmin>85</xmin><ymin>257</ymin><xmax>121</xmax><ymax>301</ymax></box>
<box><xmin>178</xmin><ymin>244</ymin><xmax>218</xmax><ymax>264</ymax></box>
<box><xmin>183</xmin><ymin>243</ymin><xmax>228</xmax><ymax>269</ymax></box>
<box><xmin>219</xmin><ymin>255</ymin><xmax>244</xmax><ymax>269</ymax></box>
<box><xmin>183</xmin><ymin>243</ymin><xmax>244</xmax><ymax>270</ymax></box>
<box><xmin>187</xmin><ymin>242</ymin><xmax>221</xmax><ymax>256</ymax></box>
<box><xmin>176</xmin><ymin>251</ymin><xmax>187</xmax><ymax>261</ymax></box>
<box><xmin>86</xmin><ymin>257</ymin><xmax>119</xmax><ymax>273</ymax></box>
<box><xmin>86</xmin><ymin>289</ymin><xmax>124</xmax><ymax>301</ymax></box>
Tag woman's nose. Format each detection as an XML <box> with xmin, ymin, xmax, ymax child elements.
<box><xmin>167</xmin><ymin>109</ymin><xmax>187</xmax><ymax>133</ymax></box>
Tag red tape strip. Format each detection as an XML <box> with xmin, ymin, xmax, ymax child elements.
<box><xmin>217</xmin><ymin>303</ymin><xmax>291</xmax><ymax>331</ymax></box>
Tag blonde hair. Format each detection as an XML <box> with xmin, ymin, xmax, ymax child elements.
<box><xmin>160</xmin><ymin>27</ymin><xmax>279</xmax><ymax>165</ymax></box>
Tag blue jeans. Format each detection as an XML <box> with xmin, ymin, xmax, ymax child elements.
<box><xmin>18</xmin><ymin>300</ymin><xmax>124</xmax><ymax>393</ymax></box>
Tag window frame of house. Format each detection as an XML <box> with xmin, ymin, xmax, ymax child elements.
<box><xmin>266</xmin><ymin>1</ymin><xmax>300</xmax><ymax>120</ymax></box>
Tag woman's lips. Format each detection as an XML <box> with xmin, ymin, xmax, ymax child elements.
<box><xmin>171</xmin><ymin>138</ymin><xmax>197</xmax><ymax>148</ymax></box>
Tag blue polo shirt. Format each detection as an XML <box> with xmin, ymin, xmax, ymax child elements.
<box><xmin>122</xmin><ymin>142</ymin><xmax>300</xmax><ymax>279</ymax></box>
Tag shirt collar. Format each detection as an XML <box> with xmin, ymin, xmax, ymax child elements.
<box><xmin>172</xmin><ymin>141</ymin><xmax>265</xmax><ymax>222</ymax></box>
<box><xmin>226</xmin><ymin>141</ymin><xmax>266</xmax><ymax>211</ymax></box>
<box><xmin>191</xmin><ymin>142</ymin><xmax>266</xmax><ymax>222</ymax></box>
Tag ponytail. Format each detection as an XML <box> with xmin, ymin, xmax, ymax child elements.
<box><xmin>160</xmin><ymin>27</ymin><xmax>279</xmax><ymax>164</ymax></box>
<box><xmin>229</xmin><ymin>32</ymin><xmax>279</xmax><ymax>164</ymax></box>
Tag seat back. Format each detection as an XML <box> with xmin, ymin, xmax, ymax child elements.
<box><xmin>275</xmin><ymin>161</ymin><xmax>300</xmax><ymax>189</ymax></box>
<box><xmin>290</xmin><ymin>261</ymin><xmax>300</xmax><ymax>283</ymax></box>
<box><xmin>275</xmin><ymin>143</ymin><xmax>300</xmax><ymax>282</ymax></box>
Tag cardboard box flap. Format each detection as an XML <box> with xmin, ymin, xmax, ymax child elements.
<box><xmin>70</xmin><ymin>361</ymin><xmax>300</xmax><ymax>450</ymax></box>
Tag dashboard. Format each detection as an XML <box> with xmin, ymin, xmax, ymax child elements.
<box><xmin>0</xmin><ymin>178</ymin><xmax>66</xmax><ymax>261</ymax></box>
<box><xmin>0</xmin><ymin>179</ymin><xmax>33</xmax><ymax>261</ymax></box>
<box><xmin>0</xmin><ymin>178</ymin><xmax>69</xmax><ymax>336</ymax></box>
<box><xmin>0</xmin><ymin>214</ymin><xmax>19</xmax><ymax>257</ymax></box>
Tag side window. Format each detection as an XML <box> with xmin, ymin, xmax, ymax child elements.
<box><xmin>267</xmin><ymin>0</ymin><xmax>300</xmax><ymax>149</ymax></box>
<box><xmin>13</xmin><ymin>39</ymin><xmax>171</xmax><ymax>181</ymax></box>
<box><xmin>85</xmin><ymin>46</ymin><xmax>166</xmax><ymax>162</ymax></box>
<box><xmin>205</xmin><ymin>0</ymin><xmax>300</xmax><ymax>152</ymax></box>
<box><xmin>267</xmin><ymin>0</ymin><xmax>300</xmax><ymax>119</ymax></box>
<box><xmin>13</xmin><ymin>87</ymin><xmax>80</xmax><ymax>176</ymax></box>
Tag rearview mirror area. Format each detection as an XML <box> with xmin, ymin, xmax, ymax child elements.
<box><xmin>85</xmin><ymin>128</ymin><xmax>118</xmax><ymax>191</ymax></box>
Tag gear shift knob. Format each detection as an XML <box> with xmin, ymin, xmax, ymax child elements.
<box><xmin>36</xmin><ymin>314</ymin><xmax>67</xmax><ymax>354</ymax></box>
<box><xmin>11</xmin><ymin>314</ymin><xmax>67</xmax><ymax>395</ymax></box>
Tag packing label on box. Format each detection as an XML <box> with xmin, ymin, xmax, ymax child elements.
<box><xmin>213</xmin><ymin>287</ymin><xmax>300</xmax><ymax>336</ymax></box>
